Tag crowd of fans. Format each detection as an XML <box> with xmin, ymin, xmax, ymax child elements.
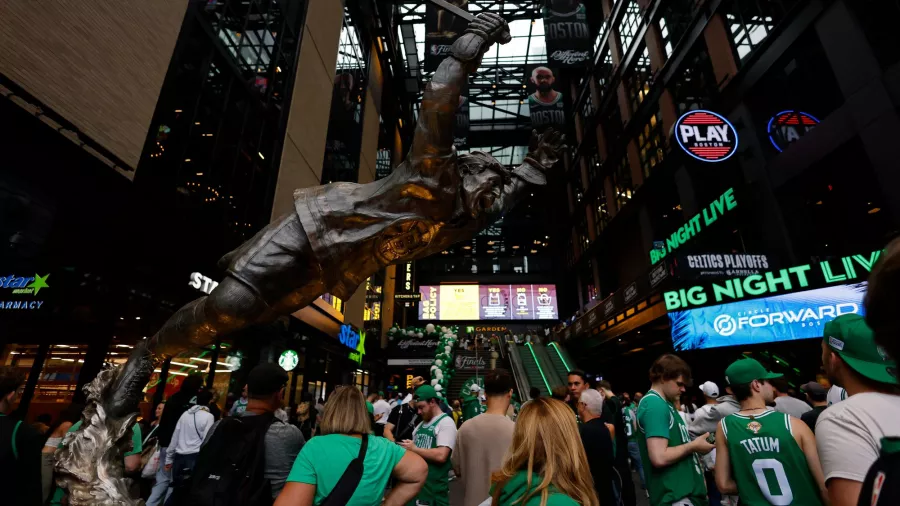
<box><xmin>1</xmin><ymin>240</ymin><xmax>898</xmax><ymax>505</ymax></box>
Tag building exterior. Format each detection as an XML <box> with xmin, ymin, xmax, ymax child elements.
<box><xmin>0</xmin><ymin>0</ymin><xmax>410</xmax><ymax>419</ymax></box>
<box><xmin>555</xmin><ymin>0</ymin><xmax>900</xmax><ymax>388</ymax></box>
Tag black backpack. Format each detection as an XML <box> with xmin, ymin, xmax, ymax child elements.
<box><xmin>175</xmin><ymin>413</ymin><xmax>276</xmax><ymax>506</ymax></box>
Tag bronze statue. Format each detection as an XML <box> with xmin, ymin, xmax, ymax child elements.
<box><xmin>55</xmin><ymin>11</ymin><xmax>565</xmax><ymax>504</ymax></box>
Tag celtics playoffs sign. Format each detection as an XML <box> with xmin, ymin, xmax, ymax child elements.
<box><xmin>664</xmin><ymin>250</ymin><xmax>882</xmax><ymax>311</ymax></box>
<box><xmin>675</xmin><ymin>110</ymin><xmax>738</xmax><ymax>162</ymax></box>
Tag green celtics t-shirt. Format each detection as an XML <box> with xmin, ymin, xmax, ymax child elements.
<box><xmin>492</xmin><ymin>470</ymin><xmax>580</xmax><ymax>506</ymax></box>
<box><xmin>636</xmin><ymin>389</ymin><xmax>707</xmax><ymax>506</ymax></box>
<box><xmin>287</xmin><ymin>433</ymin><xmax>406</xmax><ymax>505</ymax></box>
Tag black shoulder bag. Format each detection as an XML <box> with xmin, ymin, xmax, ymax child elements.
<box><xmin>319</xmin><ymin>434</ymin><xmax>369</xmax><ymax>506</ymax></box>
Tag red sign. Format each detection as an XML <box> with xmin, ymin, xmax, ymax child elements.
<box><xmin>675</xmin><ymin>110</ymin><xmax>738</xmax><ymax>162</ymax></box>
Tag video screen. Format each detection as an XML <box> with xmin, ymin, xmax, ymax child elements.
<box><xmin>668</xmin><ymin>283</ymin><xmax>867</xmax><ymax>351</ymax></box>
<box><xmin>418</xmin><ymin>284</ymin><xmax>559</xmax><ymax>321</ymax></box>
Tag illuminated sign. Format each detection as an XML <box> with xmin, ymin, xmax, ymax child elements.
<box><xmin>650</xmin><ymin>188</ymin><xmax>738</xmax><ymax>264</ymax></box>
<box><xmin>679</xmin><ymin>253</ymin><xmax>770</xmax><ymax>279</ymax></box>
<box><xmin>418</xmin><ymin>284</ymin><xmax>559</xmax><ymax>321</ymax></box>
<box><xmin>395</xmin><ymin>293</ymin><xmax>422</xmax><ymax>300</ymax></box>
<box><xmin>348</xmin><ymin>331</ymin><xmax>366</xmax><ymax>365</ymax></box>
<box><xmin>767</xmin><ymin>111</ymin><xmax>819</xmax><ymax>152</ymax></box>
<box><xmin>664</xmin><ymin>250</ymin><xmax>881</xmax><ymax>311</ymax></box>
<box><xmin>669</xmin><ymin>283</ymin><xmax>866</xmax><ymax>351</ymax></box>
<box><xmin>189</xmin><ymin>272</ymin><xmax>219</xmax><ymax>294</ymax></box>
<box><xmin>675</xmin><ymin>110</ymin><xmax>738</xmax><ymax>162</ymax></box>
<box><xmin>406</xmin><ymin>374</ymin><xmax>414</xmax><ymax>388</ymax></box>
<box><xmin>338</xmin><ymin>325</ymin><xmax>360</xmax><ymax>350</ymax></box>
<box><xmin>402</xmin><ymin>262</ymin><xmax>414</xmax><ymax>292</ymax></box>
<box><xmin>473</xmin><ymin>326</ymin><xmax>508</xmax><ymax>332</ymax></box>
<box><xmin>278</xmin><ymin>349</ymin><xmax>299</xmax><ymax>371</ymax></box>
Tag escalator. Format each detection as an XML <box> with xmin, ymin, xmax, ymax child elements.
<box><xmin>516</xmin><ymin>343</ymin><xmax>554</xmax><ymax>396</ymax></box>
<box><xmin>545</xmin><ymin>341</ymin><xmax>578</xmax><ymax>382</ymax></box>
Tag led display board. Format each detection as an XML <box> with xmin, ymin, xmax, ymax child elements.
<box><xmin>669</xmin><ymin>283</ymin><xmax>867</xmax><ymax>351</ymax></box>
<box><xmin>419</xmin><ymin>284</ymin><xmax>559</xmax><ymax>321</ymax></box>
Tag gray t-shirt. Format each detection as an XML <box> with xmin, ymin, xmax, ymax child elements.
<box><xmin>204</xmin><ymin>413</ymin><xmax>305</xmax><ymax>497</ymax></box>
<box><xmin>451</xmin><ymin>413</ymin><xmax>515</xmax><ymax>506</ymax></box>
<box><xmin>816</xmin><ymin>392</ymin><xmax>900</xmax><ymax>483</ymax></box>
<box><xmin>773</xmin><ymin>395</ymin><xmax>812</xmax><ymax>418</ymax></box>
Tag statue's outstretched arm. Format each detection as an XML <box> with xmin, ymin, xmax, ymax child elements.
<box><xmin>409</xmin><ymin>12</ymin><xmax>511</xmax><ymax>175</ymax></box>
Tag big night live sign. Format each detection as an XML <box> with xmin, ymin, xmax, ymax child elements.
<box><xmin>675</xmin><ymin>110</ymin><xmax>738</xmax><ymax>162</ymax></box>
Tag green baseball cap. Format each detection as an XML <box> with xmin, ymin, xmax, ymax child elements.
<box><xmin>414</xmin><ymin>385</ymin><xmax>439</xmax><ymax>401</ymax></box>
<box><xmin>825</xmin><ymin>314</ymin><xmax>898</xmax><ymax>385</ymax></box>
<box><xmin>366</xmin><ymin>401</ymin><xmax>374</xmax><ymax>415</ymax></box>
<box><xmin>725</xmin><ymin>357</ymin><xmax>783</xmax><ymax>385</ymax></box>
<box><xmin>378</xmin><ymin>390</ymin><xmax>385</xmax><ymax>397</ymax></box>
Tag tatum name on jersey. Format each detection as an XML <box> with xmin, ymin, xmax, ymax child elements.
<box><xmin>721</xmin><ymin>410</ymin><xmax>822</xmax><ymax>506</ymax></box>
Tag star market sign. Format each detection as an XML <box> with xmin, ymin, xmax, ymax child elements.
<box><xmin>348</xmin><ymin>331</ymin><xmax>366</xmax><ymax>365</ymax></box>
<box><xmin>1</xmin><ymin>273</ymin><xmax>50</xmax><ymax>296</ymax></box>
<box><xmin>650</xmin><ymin>188</ymin><xmax>738</xmax><ymax>264</ymax></box>
<box><xmin>339</xmin><ymin>325</ymin><xmax>360</xmax><ymax>350</ymax></box>
<box><xmin>675</xmin><ymin>110</ymin><xmax>738</xmax><ymax>162</ymax></box>
<box><xmin>278</xmin><ymin>349</ymin><xmax>299</xmax><ymax>371</ymax></box>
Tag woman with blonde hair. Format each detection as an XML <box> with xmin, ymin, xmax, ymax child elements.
<box><xmin>486</xmin><ymin>397</ymin><xmax>599</xmax><ymax>506</ymax></box>
<box><xmin>275</xmin><ymin>385</ymin><xmax>427</xmax><ymax>506</ymax></box>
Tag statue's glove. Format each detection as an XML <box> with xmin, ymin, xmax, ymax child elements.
<box><xmin>517</xmin><ymin>129</ymin><xmax>566</xmax><ymax>185</ymax></box>
<box><xmin>451</xmin><ymin>12</ymin><xmax>511</xmax><ymax>62</ymax></box>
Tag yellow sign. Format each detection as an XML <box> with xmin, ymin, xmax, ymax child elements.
<box><xmin>406</xmin><ymin>374</ymin><xmax>414</xmax><ymax>389</ymax></box>
<box><xmin>439</xmin><ymin>285</ymin><xmax>479</xmax><ymax>320</ymax></box>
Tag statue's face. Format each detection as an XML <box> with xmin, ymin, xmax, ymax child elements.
<box><xmin>462</xmin><ymin>155</ymin><xmax>503</xmax><ymax>218</ymax></box>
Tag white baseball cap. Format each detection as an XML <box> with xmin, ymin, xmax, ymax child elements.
<box><xmin>470</xmin><ymin>384</ymin><xmax>481</xmax><ymax>392</ymax></box>
<box><xmin>699</xmin><ymin>381</ymin><xmax>719</xmax><ymax>398</ymax></box>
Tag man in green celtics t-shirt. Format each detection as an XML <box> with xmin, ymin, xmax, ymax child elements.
<box><xmin>400</xmin><ymin>385</ymin><xmax>458</xmax><ymax>506</ymax></box>
<box><xmin>637</xmin><ymin>354</ymin><xmax>713</xmax><ymax>506</ymax></box>
<box><xmin>715</xmin><ymin>357</ymin><xmax>828</xmax><ymax>505</ymax></box>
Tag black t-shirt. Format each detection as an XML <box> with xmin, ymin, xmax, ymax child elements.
<box><xmin>579</xmin><ymin>418</ymin><xmax>616</xmax><ymax>506</ymax></box>
<box><xmin>386</xmin><ymin>403</ymin><xmax>419</xmax><ymax>441</ymax></box>
<box><xmin>0</xmin><ymin>414</ymin><xmax>44</xmax><ymax>505</ymax></box>
<box><xmin>801</xmin><ymin>405</ymin><xmax>827</xmax><ymax>433</ymax></box>
<box><xmin>858</xmin><ymin>437</ymin><xmax>900</xmax><ymax>506</ymax></box>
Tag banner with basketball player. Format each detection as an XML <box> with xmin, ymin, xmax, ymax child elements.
<box><xmin>425</xmin><ymin>0</ymin><xmax>469</xmax><ymax>72</ymax></box>
<box><xmin>543</xmin><ymin>0</ymin><xmax>592</xmax><ymax>68</ymax></box>
<box><xmin>525</xmin><ymin>64</ymin><xmax>566</xmax><ymax>131</ymax></box>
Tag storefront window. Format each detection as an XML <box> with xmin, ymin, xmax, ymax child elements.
<box><xmin>308</xmin><ymin>380</ymin><xmax>328</xmax><ymax>403</ymax></box>
<box><xmin>3</xmin><ymin>344</ymin><xmax>87</xmax><ymax>416</ymax></box>
<box><xmin>352</xmin><ymin>369</ymin><xmax>369</xmax><ymax>395</ymax></box>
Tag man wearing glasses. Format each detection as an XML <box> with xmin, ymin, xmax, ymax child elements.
<box><xmin>637</xmin><ymin>355</ymin><xmax>715</xmax><ymax>506</ymax></box>
<box><xmin>1</xmin><ymin>367</ymin><xmax>44</xmax><ymax>505</ymax></box>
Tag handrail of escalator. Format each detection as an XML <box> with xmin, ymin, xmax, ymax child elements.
<box><xmin>507</xmin><ymin>342</ymin><xmax>532</xmax><ymax>402</ymax></box>
<box><xmin>548</xmin><ymin>341</ymin><xmax>572</xmax><ymax>371</ymax></box>
<box><xmin>525</xmin><ymin>342</ymin><xmax>553</xmax><ymax>394</ymax></box>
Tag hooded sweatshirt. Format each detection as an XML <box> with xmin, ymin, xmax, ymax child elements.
<box><xmin>166</xmin><ymin>405</ymin><xmax>215</xmax><ymax>464</ymax></box>
<box><xmin>486</xmin><ymin>471</ymin><xmax>580</xmax><ymax>506</ymax></box>
<box><xmin>688</xmin><ymin>394</ymin><xmax>740</xmax><ymax>438</ymax></box>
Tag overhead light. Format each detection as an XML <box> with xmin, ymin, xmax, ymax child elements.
<box><xmin>119</xmin><ymin>317</ymin><xmax>124</xmax><ymax>320</ymax></box>
<box><xmin>815</xmin><ymin>200</ymin><xmax>823</xmax><ymax>205</ymax></box>
<box><xmin>170</xmin><ymin>361</ymin><xmax>199</xmax><ymax>368</ymax></box>
<box><xmin>60</xmin><ymin>358</ymin><xmax>75</xmax><ymax>362</ymax></box>
<box><xmin>463</xmin><ymin>245</ymin><xmax>472</xmax><ymax>249</ymax></box>
<box><xmin>194</xmin><ymin>122</ymin><xmax>201</xmax><ymax>125</ymax></box>
<box><xmin>154</xmin><ymin>369</ymin><xmax>188</xmax><ymax>377</ymax></box>
<box><xmin>512</xmin><ymin>245</ymin><xmax>520</xmax><ymax>249</ymax></box>
<box><xmin>115</xmin><ymin>344</ymin><xmax>133</xmax><ymax>348</ymax></box>
<box><xmin>135</xmin><ymin>317</ymin><xmax>141</xmax><ymax>320</ymax></box>
<box><xmin>190</xmin><ymin>357</ymin><xmax>212</xmax><ymax>363</ymax></box>
<box><xmin>530</xmin><ymin>249</ymin><xmax>537</xmax><ymax>253</ymax></box>
<box><xmin>258</xmin><ymin>152</ymin><xmax>265</xmax><ymax>160</ymax></box>
<box><xmin>196</xmin><ymin>172</ymin><xmax>204</xmax><ymax>176</ymax></box>
<box><xmin>184</xmin><ymin>158</ymin><xmax>191</xmax><ymax>162</ymax></box>
<box><xmin>175</xmin><ymin>109</ymin><xmax>183</xmax><ymax>113</ymax></box>
<box><xmin>868</xmin><ymin>207</ymin><xmax>881</xmax><ymax>214</ymax></box>
<box><xmin>276</xmin><ymin>66</ymin><xmax>282</xmax><ymax>73</ymax></box>
<box><xmin>487</xmin><ymin>249</ymin><xmax>495</xmax><ymax>254</ymax></box>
